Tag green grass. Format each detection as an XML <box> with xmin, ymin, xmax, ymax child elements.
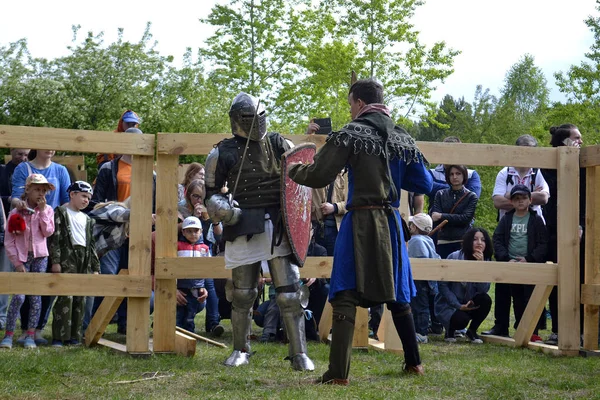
<box><xmin>1</xmin><ymin>301</ymin><xmax>599</xmax><ymax>400</ymax></box>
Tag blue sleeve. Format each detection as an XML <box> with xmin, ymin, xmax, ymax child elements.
<box><xmin>466</xmin><ymin>170</ymin><xmax>482</xmax><ymax>198</ymax></box>
<box><xmin>400</xmin><ymin>157</ymin><xmax>433</xmax><ymax>195</ymax></box>
<box><xmin>59</xmin><ymin>165</ymin><xmax>71</xmax><ymax>205</ymax></box>
<box><xmin>10</xmin><ymin>163</ymin><xmax>27</xmax><ymax>200</ymax></box>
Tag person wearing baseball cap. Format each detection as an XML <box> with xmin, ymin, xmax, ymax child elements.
<box><xmin>176</xmin><ymin>216</ymin><xmax>210</xmax><ymax>333</ymax></box>
<box><xmin>48</xmin><ymin>179</ymin><xmax>99</xmax><ymax>347</ymax></box>
<box><xmin>407</xmin><ymin>213</ymin><xmax>440</xmax><ymax>344</ymax></box>
<box><xmin>493</xmin><ymin>183</ymin><xmax>548</xmax><ymax>343</ymax></box>
<box><xmin>97</xmin><ymin>110</ymin><xmax>142</xmax><ymax>168</ymax></box>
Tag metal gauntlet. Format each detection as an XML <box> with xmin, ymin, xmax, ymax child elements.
<box><xmin>206</xmin><ymin>194</ymin><xmax>242</xmax><ymax>226</ymax></box>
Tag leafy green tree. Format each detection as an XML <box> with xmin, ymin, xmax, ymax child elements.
<box><xmin>492</xmin><ymin>54</ymin><xmax>549</xmax><ymax>144</ymax></box>
<box><xmin>333</xmin><ymin>0</ymin><xmax>459</xmax><ymax>118</ymax></box>
<box><xmin>199</xmin><ymin>0</ymin><xmax>301</xmax><ymax>110</ymax></box>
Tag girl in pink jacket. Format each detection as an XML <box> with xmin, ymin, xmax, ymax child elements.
<box><xmin>0</xmin><ymin>174</ymin><xmax>55</xmax><ymax>349</ymax></box>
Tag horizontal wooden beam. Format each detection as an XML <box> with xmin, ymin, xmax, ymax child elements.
<box><xmin>581</xmin><ymin>284</ymin><xmax>600</xmax><ymax>305</ymax></box>
<box><xmin>154</xmin><ymin>257</ymin><xmax>558</xmax><ymax>285</ymax></box>
<box><xmin>156</xmin><ymin>133</ymin><xmax>557</xmax><ymax>168</ymax></box>
<box><xmin>156</xmin><ymin>133</ymin><xmax>326</xmax><ymax>155</ymax></box>
<box><xmin>0</xmin><ymin>272</ymin><xmax>152</xmax><ymax>297</ymax></box>
<box><xmin>580</xmin><ymin>145</ymin><xmax>600</xmax><ymax>168</ymax></box>
<box><xmin>0</xmin><ymin>125</ymin><xmax>155</xmax><ymax>156</ymax></box>
<box><xmin>417</xmin><ymin>142</ymin><xmax>557</xmax><ymax>169</ymax></box>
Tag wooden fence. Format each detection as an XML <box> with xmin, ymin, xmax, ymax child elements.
<box><xmin>0</xmin><ymin>125</ymin><xmax>598</xmax><ymax>356</ymax></box>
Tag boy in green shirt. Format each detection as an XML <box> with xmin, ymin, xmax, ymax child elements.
<box><xmin>492</xmin><ymin>184</ymin><xmax>548</xmax><ymax>342</ymax></box>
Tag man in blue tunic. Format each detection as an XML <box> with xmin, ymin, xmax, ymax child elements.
<box><xmin>289</xmin><ymin>79</ymin><xmax>433</xmax><ymax>384</ymax></box>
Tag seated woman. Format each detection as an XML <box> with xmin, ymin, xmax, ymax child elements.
<box><xmin>434</xmin><ymin>227</ymin><xmax>493</xmax><ymax>344</ymax></box>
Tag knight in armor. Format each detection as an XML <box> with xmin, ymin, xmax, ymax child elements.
<box><xmin>289</xmin><ymin>79</ymin><xmax>433</xmax><ymax>384</ymax></box>
<box><xmin>204</xmin><ymin>93</ymin><xmax>314</xmax><ymax>371</ymax></box>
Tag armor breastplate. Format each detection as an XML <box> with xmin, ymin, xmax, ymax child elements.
<box><xmin>221</xmin><ymin>136</ymin><xmax>281</xmax><ymax>209</ymax></box>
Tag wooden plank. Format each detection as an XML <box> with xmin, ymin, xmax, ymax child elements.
<box><xmin>381</xmin><ymin>306</ymin><xmax>403</xmax><ymax>353</ymax></box>
<box><xmin>126</xmin><ymin>155</ymin><xmax>154</xmax><ymax>354</ymax></box>
<box><xmin>85</xmin><ymin>296</ymin><xmax>125</xmax><ymax>347</ymax></box>
<box><xmin>481</xmin><ymin>335</ymin><xmax>516</xmax><ymax>347</ymax></box>
<box><xmin>416</xmin><ymin>142</ymin><xmax>557</xmax><ymax>169</ymax></box>
<box><xmin>154</xmin><ymin>257</ymin><xmax>558</xmax><ymax>285</ymax></box>
<box><xmin>513</xmin><ymin>285</ymin><xmax>553</xmax><ymax>347</ymax></box>
<box><xmin>156</xmin><ymin>133</ymin><xmax>327</xmax><ymax>155</ymax></box>
<box><xmin>97</xmin><ymin>338</ymin><xmax>127</xmax><ymax>353</ymax></box>
<box><xmin>527</xmin><ymin>342</ymin><xmax>563</xmax><ymax>356</ymax></box>
<box><xmin>368</xmin><ymin>339</ymin><xmax>403</xmax><ymax>355</ymax></box>
<box><xmin>175</xmin><ymin>331</ymin><xmax>197</xmax><ymax>357</ymax></box>
<box><xmin>85</xmin><ymin>269</ymin><xmax>130</xmax><ymax>347</ymax></box>
<box><xmin>581</xmin><ymin>284</ymin><xmax>600</xmax><ymax>305</ymax></box>
<box><xmin>0</xmin><ymin>125</ymin><xmax>154</xmax><ymax>155</ymax></box>
<box><xmin>0</xmin><ymin>272</ymin><xmax>150</xmax><ymax>297</ymax></box>
<box><xmin>156</xmin><ymin>132</ymin><xmax>558</xmax><ymax>169</ymax></box>
<box><xmin>318</xmin><ymin>301</ymin><xmax>333</xmax><ymax>343</ymax></box>
<box><xmin>580</xmin><ymin>145</ymin><xmax>600</xmax><ymax>168</ymax></box>
<box><xmin>557</xmin><ymin>146</ymin><xmax>581</xmax><ymax>354</ymax></box>
<box><xmin>352</xmin><ymin>307</ymin><xmax>369</xmax><ymax>348</ymax></box>
<box><xmin>153</xmin><ymin>155</ymin><xmax>180</xmax><ymax>353</ymax></box>
<box><xmin>584</xmin><ymin>165</ymin><xmax>600</xmax><ymax>350</ymax></box>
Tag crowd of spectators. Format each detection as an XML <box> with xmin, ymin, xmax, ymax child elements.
<box><xmin>0</xmin><ymin>112</ymin><xmax>593</xmax><ymax>351</ymax></box>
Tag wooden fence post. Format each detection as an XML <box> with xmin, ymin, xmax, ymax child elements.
<box><xmin>584</xmin><ymin>166</ymin><xmax>600</xmax><ymax>350</ymax></box>
<box><xmin>557</xmin><ymin>146</ymin><xmax>581</xmax><ymax>355</ymax></box>
<box><xmin>153</xmin><ymin>154</ymin><xmax>180</xmax><ymax>353</ymax></box>
<box><xmin>126</xmin><ymin>155</ymin><xmax>154</xmax><ymax>354</ymax></box>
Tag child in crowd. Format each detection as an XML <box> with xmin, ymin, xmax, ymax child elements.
<box><xmin>493</xmin><ymin>184</ymin><xmax>548</xmax><ymax>342</ymax></box>
<box><xmin>0</xmin><ymin>174</ymin><xmax>55</xmax><ymax>349</ymax></box>
<box><xmin>49</xmin><ymin>181</ymin><xmax>100</xmax><ymax>347</ymax></box>
<box><xmin>408</xmin><ymin>213</ymin><xmax>440</xmax><ymax>344</ymax></box>
<box><xmin>176</xmin><ymin>216</ymin><xmax>209</xmax><ymax>332</ymax></box>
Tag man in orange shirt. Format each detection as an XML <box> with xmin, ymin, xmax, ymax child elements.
<box><xmin>96</xmin><ymin>110</ymin><xmax>141</xmax><ymax>168</ymax></box>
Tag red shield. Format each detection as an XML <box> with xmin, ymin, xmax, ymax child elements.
<box><xmin>281</xmin><ymin>143</ymin><xmax>317</xmax><ymax>266</ymax></box>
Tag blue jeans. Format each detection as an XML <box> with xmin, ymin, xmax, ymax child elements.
<box><xmin>176</xmin><ymin>289</ymin><xmax>206</xmax><ymax>332</ymax></box>
<box><xmin>412</xmin><ymin>280</ymin><xmax>438</xmax><ymax>336</ymax></box>
<box><xmin>86</xmin><ymin>248</ymin><xmax>122</xmax><ymax>329</ymax></box>
<box><xmin>204</xmin><ymin>279</ymin><xmax>221</xmax><ymax>332</ymax></box>
<box><xmin>0</xmin><ymin>246</ymin><xmax>11</xmax><ymax>328</ymax></box>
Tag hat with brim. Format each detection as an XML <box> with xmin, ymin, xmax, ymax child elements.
<box><xmin>409</xmin><ymin>213</ymin><xmax>433</xmax><ymax>233</ymax></box>
<box><xmin>25</xmin><ymin>173</ymin><xmax>55</xmax><ymax>191</ymax></box>
<box><xmin>122</xmin><ymin>110</ymin><xmax>140</xmax><ymax>124</ymax></box>
<box><xmin>182</xmin><ymin>216</ymin><xmax>203</xmax><ymax>230</ymax></box>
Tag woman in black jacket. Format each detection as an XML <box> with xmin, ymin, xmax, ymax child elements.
<box><xmin>431</xmin><ymin>165</ymin><xmax>478</xmax><ymax>259</ymax></box>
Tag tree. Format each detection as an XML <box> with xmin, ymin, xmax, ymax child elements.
<box><xmin>333</xmin><ymin>0</ymin><xmax>460</xmax><ymax>118</ymax></box>
<box><xmin>199</xmin><ymin>0</ymin><xmax>301</xmax><ymax>109</ymax></box>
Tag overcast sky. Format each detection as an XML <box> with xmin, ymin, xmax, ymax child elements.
<box><xmin>1</xmin><ymin>0</ymin><xmax>597</xmax><ymax>106</ymax></box>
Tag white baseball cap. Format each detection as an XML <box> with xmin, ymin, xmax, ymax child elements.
<box><xmin>408</xmin><ymin>213</ymin><xmax>433</xmax><ymax>233</ymax></box>
<box><xmin>182</xmin><ymin>216</ymin><xmax>203</xmax><ymax>230</ymax></box>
